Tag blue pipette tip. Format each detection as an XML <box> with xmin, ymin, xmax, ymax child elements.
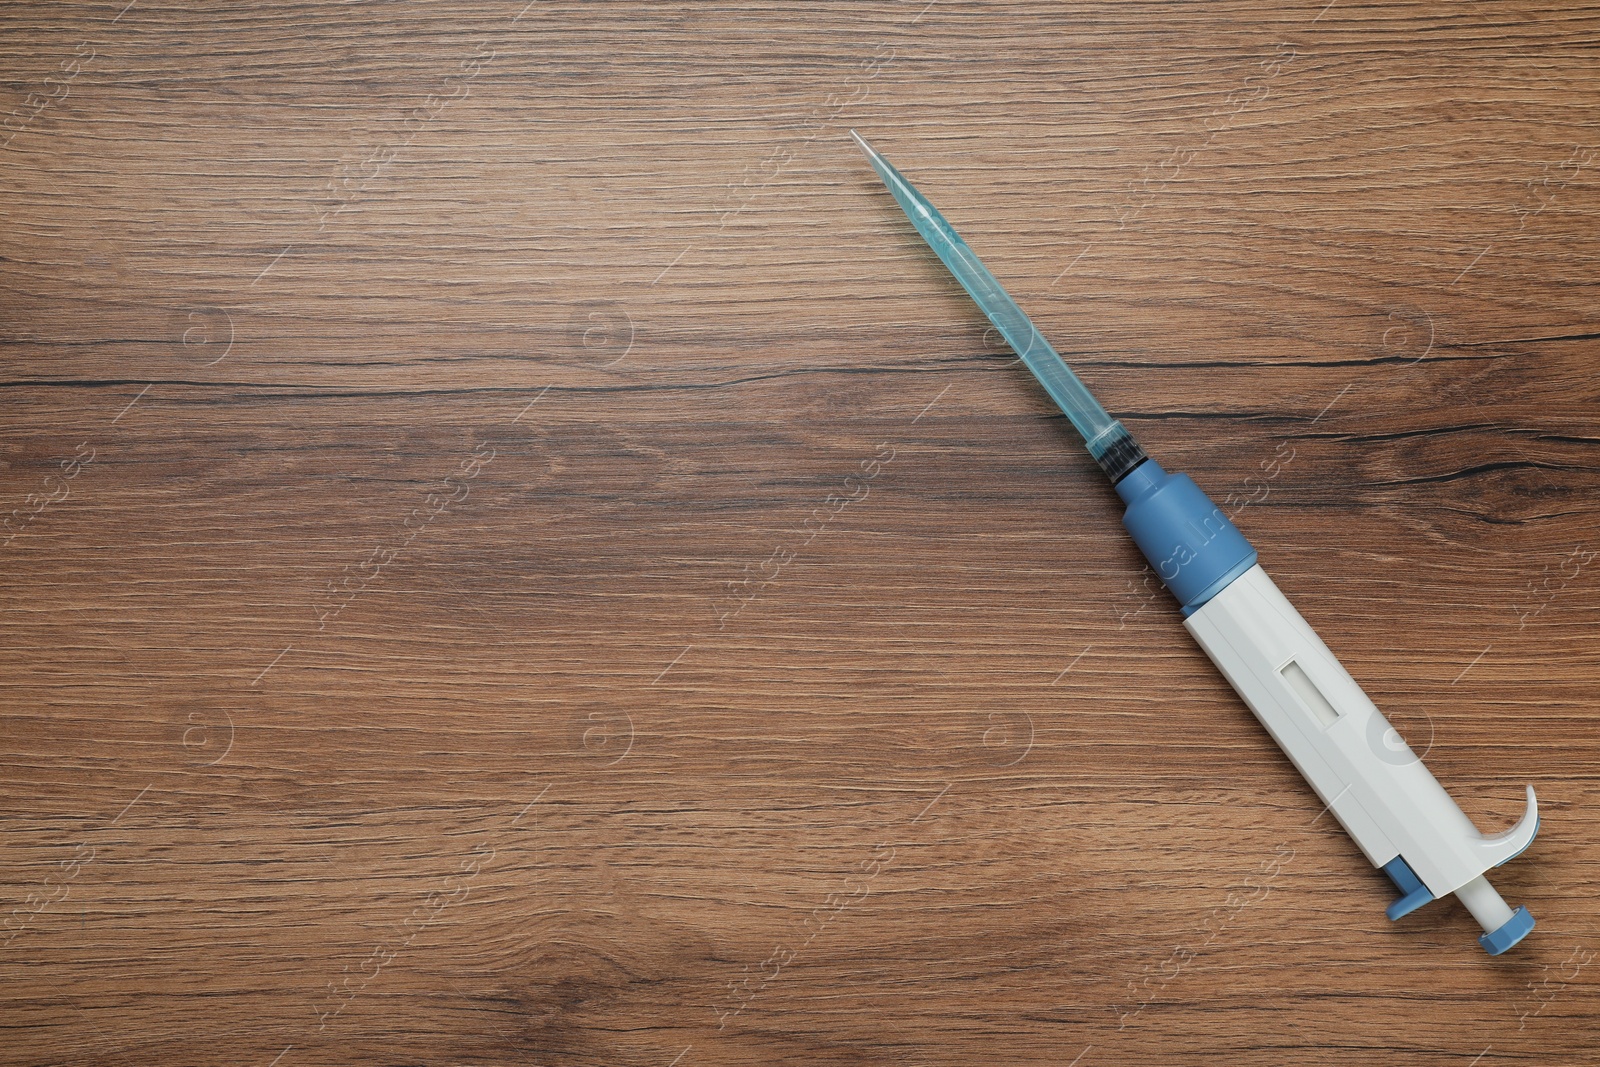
<box><xmin>849</xmin><ymin>130</ymin><xmax>1149</xmax><ymax>484</ymax></box>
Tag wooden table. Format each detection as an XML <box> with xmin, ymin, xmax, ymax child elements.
<box><xmin>3</xmin><ymin>2</ymin><xmax>1597</xmax><ymax>1063</ymax></box>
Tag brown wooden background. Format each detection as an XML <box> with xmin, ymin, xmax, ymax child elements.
<box><xmin>3</xmin><ymin>1</ymin><xmax>1598</xmax><ymax>1064</ymax></box>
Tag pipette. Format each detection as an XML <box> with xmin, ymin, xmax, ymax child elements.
<box><xmin>851</xmin><ymin>130</ymin><xmax>1539</xmax><ymax>955</ymax></box>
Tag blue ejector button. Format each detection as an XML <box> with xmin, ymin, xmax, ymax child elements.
<box><xmin>1381</xmin><ymin>855</ymin><xmax>1435</xmax><ymax>921</ymax></box>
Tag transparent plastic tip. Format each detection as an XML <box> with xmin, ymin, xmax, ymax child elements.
<box><xmin>850</xmin><ymin>130</ymin><xmax>1144</xmax><ymax>481</ymax></box>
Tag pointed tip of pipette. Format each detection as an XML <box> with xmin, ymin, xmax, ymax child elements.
<box><xmin>847</xmin><ymin>130</ymin><xmax>929</xmax><ymax>222</ymax></box>
<box><xmin>848</xmin><ymin>129</ymin><xmax>888</xmax><ymax>175</ymax></box>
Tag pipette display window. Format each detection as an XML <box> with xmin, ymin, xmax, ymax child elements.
<box><xmin>1281</xmin><ymin>659</ymin><xmax>1340</xmax><ymax>728</ymax></box>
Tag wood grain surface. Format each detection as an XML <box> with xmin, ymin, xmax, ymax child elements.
<box><xmin>3</xmin><ymin>2</ymin><xmax>1598</xmax><ymax>1064</ymax></box>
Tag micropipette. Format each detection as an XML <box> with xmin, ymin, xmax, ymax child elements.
<box><xmin>850</xmin><ymin>130</ymin><xmax>1539</xmax><ymax>955</ymax></box>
